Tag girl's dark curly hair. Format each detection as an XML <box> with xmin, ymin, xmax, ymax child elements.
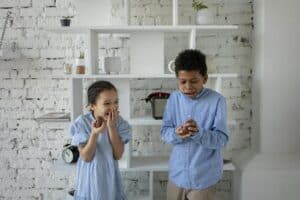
<box><xmin>87</xmin><ymin>80</ymin><xmax>117</xmax><ymax>106</ymax></box>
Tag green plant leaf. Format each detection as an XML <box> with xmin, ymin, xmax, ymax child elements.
<box><xmin>192</xmin><ymin>0</ymin><xmax>208</xmax><ymax>11</ymax></box>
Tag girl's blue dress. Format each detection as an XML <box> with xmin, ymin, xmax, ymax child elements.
<box><xmin>70</xmin><ymin>112</ymin><xmax>132</xmax><ymax>200</ymax></box>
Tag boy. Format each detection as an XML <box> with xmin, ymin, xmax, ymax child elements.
<box><xmin>161</xmin><ymin>49</ymin><xmax>228</xmax><ymax>200</ymax></box>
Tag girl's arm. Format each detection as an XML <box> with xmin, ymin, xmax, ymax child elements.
<box><xmin>79</xmin><ymin>121</ymin><xmax>106</xmax><ymax>162</ymax></box>
<box><xmin>108</xmin><ymin>126</ymin><xmax>124</xmax><ymax>160</ymax></box>
<box><xmin>107</xmin><ymin>108</ymin><xmax>124</xmax><ymax>160</ymax></box>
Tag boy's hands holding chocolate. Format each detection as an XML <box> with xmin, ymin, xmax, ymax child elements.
<box><xmin>184</xmin><ymin>119</ymin><xmax>198</xmax><ymax>133</ymax></box>
<box><xmin>176</xmin><ymin>119</ymin><xmax>198</xmax><ymax>139</ymax></box>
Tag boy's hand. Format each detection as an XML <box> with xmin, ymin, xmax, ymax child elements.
<box><xmin>176</xmin><ymin>126</ymin><xmax>192</xmax><ymax>138</ymax></box>
<box><xmin>175</xmin><ymin>119</ymin><xmax>198</xmax><ymax>139</ymax></box>
<box><xmin>183</xmin><ymin>119</ymin><xmax>198</xmax><ymax>134</ymax></box>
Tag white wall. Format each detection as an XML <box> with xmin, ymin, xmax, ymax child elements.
<box><xmin>260</xmin><ymin>0</ymin><xmax>300</xmax><ymax>153</ymax></box>
<box><xmin>240</xmin><ymin>0</ymin><xmax>300</xmax><ymax>199</ymax></box>
<box><xmin>74</xmin><ymin>0</ymin><xmax>111</xmax><ymax>26</ymax></box>
<box><xmin>251</xmin><ymin>0</ymin><xmax>265</xmax><ymax>154</ymax></box>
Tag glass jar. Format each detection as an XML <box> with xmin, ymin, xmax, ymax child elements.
<box><xmin>75</xmin><ymin>58</ymin><xmax>85</xmax><ymax>74</ymax></box>
<box><xmin>63</xmin><ymin>63</ymin><xmax>72</xmax><ymax>74</ymax></box>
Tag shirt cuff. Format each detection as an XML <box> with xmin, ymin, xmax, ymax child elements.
<box><xmin>174</xmin><ymin>133</ymin><xmax>184</xmax><ymax>142</ymax></box>
<box><xmin>190</xmin><ymin>127</ymin><xmax>203</xmax><ymax>141</ymax></box>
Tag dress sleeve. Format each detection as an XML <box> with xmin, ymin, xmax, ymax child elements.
<box><xmin>69</xmin><ymin>117</ymin><xmax>89</xmax><ymax>146</ymax></box>
<box><xmin>117</xmin><ymin>117</ymin><xmax>132</xmax><ymax>144</ymax></box>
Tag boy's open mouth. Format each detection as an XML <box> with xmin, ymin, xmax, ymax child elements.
<box><xmin>184</xmin><ymin>92</ymin><xmax>196</xmax><ymax>96</ymax></box>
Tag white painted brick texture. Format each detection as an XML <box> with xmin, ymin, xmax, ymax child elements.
<box><xmin>0</xmin><ymin>0</ymin><xmax>253</xmax><ymax>199</ymax></box>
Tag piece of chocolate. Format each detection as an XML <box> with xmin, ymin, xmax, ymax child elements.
<box><xmin>180</xmin><ymin>127</ymin><xmax>189</xmax><ymax>135</ymax></box>
<box><xmin>179</xmin><ymin>119</ymin><xmax>197</xmax><ymax>136</ymax></box>
<box><xmin>95</xmin><ymin>116</ymin><xmax>103</xmax><ymax>128</ymax></box>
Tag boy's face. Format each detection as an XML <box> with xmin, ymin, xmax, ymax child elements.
<box><xmin>177</xmin><ymin>70</ymin><xmax>208</xmax><ymax>98</ymax></box>
<box><xmin>90</xmin><ymin>89</ymin><xmax>119</xmax><ymax>120</ymax></box>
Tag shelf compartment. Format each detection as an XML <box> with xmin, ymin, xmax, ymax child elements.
<box><xmin>120</xmin><ymin>156</ymin><xmax>169</xmax><ymax>172</ymax></box>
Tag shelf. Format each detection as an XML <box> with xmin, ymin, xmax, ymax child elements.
<box><xmin>119</xmin><ymin>156</ymin><xmax>235</xmax><ymax>172</ymax></box>
<box><xmin>128</xmin><ymin>117</ymin><xmax>162</xmax><ymax>126</ymax></box>
<box><xmin>71</xmin><ymin>74</ymin><xmax>175</xmax><ymax>79</ymax></box>
<box><xmin>128</xmin><ymin>118</ymin><xmax>237</xmax><ymax>126</ymax></box>
<box><xmin>35</xmin><ymin>112</ymin><xmax>70</xmax><ymax>123</ymax></box>
<box><xmin>71</xmin><ymin>73</ymin><xmax>239</xmax><ymax>79</ymax></box>
<box><xmin>43</xmin><ymin>25</ymin><xmax>238</xmax><ymax>34</ymax></box>
<box><xmin>51</xmin><ymin>159</ymin><xmax>77</xmax><ymax>173</ymax></box>
<box><xmin>53</xmin><ymin>157</ymin><xmax>235</xmax><ymax>172</ymax></box>
<box><xmin>228</xmin><ymin>120</ymin><xmax>237</xmax><ymax>126</ymax></box>
<box><xmin>38</xmin><ymin>73</ymin><xmax>240</xmax><ymax>80</ymax></box>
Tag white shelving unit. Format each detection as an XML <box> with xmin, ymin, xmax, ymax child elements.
<box><xmin>47</xmin><ymin>24</ymin><xmax>239</xmax><ymax>199</ymax></box>
<box><xmin>42</xmin><ymin>1</ymin><xmax>240</xmax><ymax>199</ymax></box>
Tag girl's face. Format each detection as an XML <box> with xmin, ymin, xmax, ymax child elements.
<box><xmin>90</xmin><ymin>89</ymin><xmax>119</xmax><ymax>120</ymax></box>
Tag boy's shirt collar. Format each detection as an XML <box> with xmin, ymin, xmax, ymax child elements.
<box><xmin>195</xmin><ymin>87</ymin><xmax>207</xmax><ymax>99</ymax></box>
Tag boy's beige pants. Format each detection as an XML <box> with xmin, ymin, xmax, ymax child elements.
<box><xmin>167</xmin><ymin>181</ymin><xmax>217</xmax><ymax>200</ymax></box>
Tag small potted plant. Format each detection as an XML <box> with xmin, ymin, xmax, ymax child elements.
<box><xmin>75</xmin><ymin>51</ymin><xmax>85</xmax><ymax>74</ymax></box>
<box><xmin>60</xmin><ymin>16</ymin><xmax>72</xmax><ymax>27</ymax></box>
<box><xmin>192</xmin><ymin>0</ymin><xmax>213</xmax><ymax>25</ymax></box>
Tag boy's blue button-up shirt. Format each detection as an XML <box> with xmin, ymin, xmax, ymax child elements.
<box><xmin>160</xmin><ymin>88</ymin><xmax>228</xmax><ymax>189</ymax></box>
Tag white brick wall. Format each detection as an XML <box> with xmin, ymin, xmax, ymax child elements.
<box><xmin>0</xmin><ymin>0</ymin><xmax>253</xmax><ymax>199</ymax></box>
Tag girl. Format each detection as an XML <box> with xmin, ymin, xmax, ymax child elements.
<box><xmin>70</xmin><ymin>80</ymin><xmax>131</xmax><ymax>200</ymax></box>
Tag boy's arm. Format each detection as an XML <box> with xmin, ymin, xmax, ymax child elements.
<box><xmin>160</xmin><ymin>95</ymin><xmax>185</xmax><ymax>145</ymax></box>
<box><xmin>161</xmin><ymin>120</ymin><xmax>185</xmax><ymax>145</ymax></box>
<box><xmin>190</xmin><ymin>97</ymin><xmax>229</xmax><ymax>149</ymax></box>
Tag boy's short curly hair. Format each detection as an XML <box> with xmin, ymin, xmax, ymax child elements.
<box><xmin>174</xmin><ymin>49</ymin><xmax>207</xmax><ymax>76</ymax></box>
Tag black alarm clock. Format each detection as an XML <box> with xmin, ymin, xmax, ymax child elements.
<box><xmin>62</xmin><ymin>144</ymin><xmax>79</xmax><ymax>164</ymax></box>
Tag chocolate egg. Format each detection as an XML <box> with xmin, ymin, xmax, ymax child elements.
<box><xmin>95</xmin><ymin>116</ymin><xmax>103</xmax><ymax>128</ymax></box>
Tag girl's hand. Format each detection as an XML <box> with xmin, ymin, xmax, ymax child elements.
<box><xmin>91</xmin><ymin>119</ymin><xmax>107</xmax><ymax>135</ymax></box>
<box><xmin>107</xmin><ymin>108</ymin><xmax>119</xmax><ymax>129</ymax></box>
